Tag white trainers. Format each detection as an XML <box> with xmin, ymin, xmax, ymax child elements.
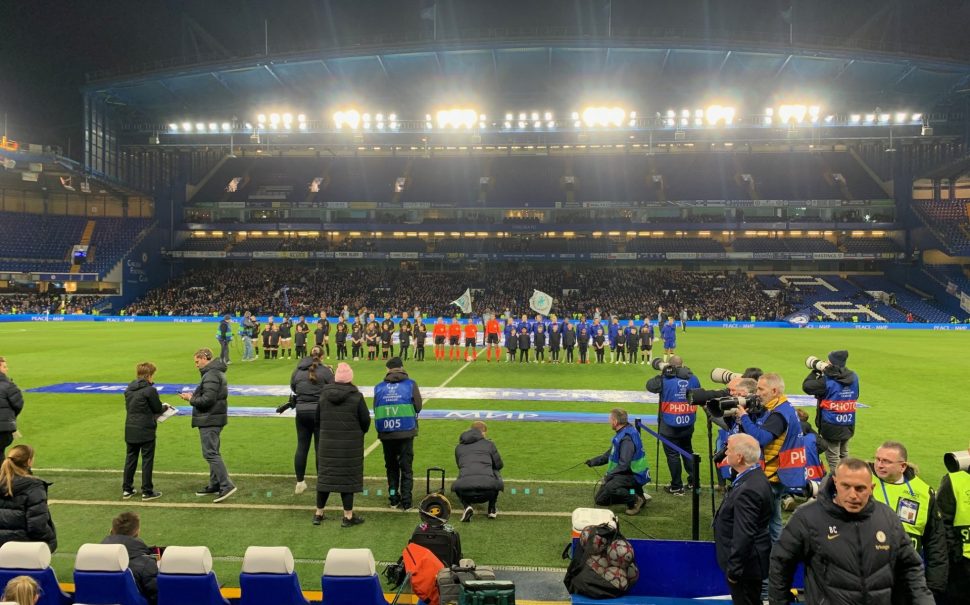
<box><xmin>294</xmin><ymin>481</ymin><xmax>307</xmax><ymax>495</ymax></box>
<box><xmin>461</xmin><ymin>506</ymin><xmax>474</xmax><ymax>522</ymax></box>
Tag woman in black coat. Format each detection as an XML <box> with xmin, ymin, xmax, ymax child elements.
<box><xmin>0</xmin><ymin>444</ymin><xmax>56</xmax><ymax>553</ymax></box>
<box><xmin>278</xmin><ymin>347</ymin><xmax>334</xmax><ymax>495</ymax></box>
<box><xmin>314</xmin><ymin>363</ymin><xmax>370</xmax><ymax>527</ymax></box>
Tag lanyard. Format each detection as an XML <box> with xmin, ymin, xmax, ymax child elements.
<box><xmin>733</xmin><ymin>465</ymin><xmax>758</xmax><ymax>486</ymax></box>
<box><xmin>879</xmin><ymin>477</ymin><xmax>914</xmax><ymax>505</ymax></box>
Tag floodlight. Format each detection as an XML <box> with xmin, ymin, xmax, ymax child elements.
<box><xmin>334</xmin><ymin>110</ymin><xmax>361</xmax><ymax>129</ymax></box>
<box><xmin>181</xmin><ymin>122</ymin><xmax>192</xmax><ymax>132</ymax></box>
<box><xmin>504</xmin><ymin>121</ymin><xmax>512</xmax><ymax>129</ymax></box>
<box><xmin>824</xmin><ymin>115</ymin><xmax>835</xmax><ymax>123</ymax></box>
<box><xmin>425</xmin><ymin>121</ymin><xmax>433</xmax><ymax>129</ymax></box>
<box><xmin>808</xmin><ymin>106</ymin><xmax>820</xmax><ymax>123</ymax></box>
<box><xmin>168</xmin><ymin>123</ymin><xmax>178</xmax><ymax>131</ymax></box>
<box><xmin>257</xmin><ymin>114</ymin><xmax>266</xmax><ymax>124</ymax></box>
<box><xmin>297</xmin><ymin>114</ymin><xmax>306</xmax><ymax>123</ymax></box>
<box><xmin>778</xmin><ymin>104</ymin><xmax>807</xmax><ymax>124</ymax></box>
<box><xmin>864</xmin><ymin>114</ymin><xmax>875</xmax><ymax>123</ymax></box>
<box><xmin>209</xmin><ymin>123</ymin><xmax>218</xmax><ymax>132</ymax></box>
<box><xmin>705</xmin><ymin>105</ymin><xmax>735</xmax><ymax>126</ymax></box>
<box><xmin>299</xmin><ymin>122</ymin><xmax>308</xmax><ymax>130</ymax></box>
<box><xmin>571</xmin><ymin>111</ymin><xmax>579</xmax><ymax>119</ymax></box>
<box><xmin>531</xmin><ymin>112</ymin><xmax>539</xmax><ymax>120</ymax></box>
<box><xmin>547</xmin><ymin>120</ymin><xmax>555</xmax><ymax>128</ymax></box>
<box><xmin>893</xmin><ymin>112</ymin><xmax>906</xmax><ymax>123</ymax></box>
<box><xmin>196</xmin><ymin>123</ymin><xmax>206</xmax><ymax>132</ymax></box>
<box><xmin>282</xmin><ymin>113</ymin><xmax>293</xmax><ymax>124</ymax></box>
<box><xmin>245</xmin><ymin>122</ymin><xmax>253</xmax><ymax>130</ymax></box>
<box><xmin>519</xmin><ymin>113</ymin><xmax>527</xmax><ymax>121</ymax></box>
<box><xmin>533</xmin><ymin>120</ymin><xmax>541</xmax><ymax>128</ymax></box>
<box><xmin>573</xmin><ymin>120</ymin><xmax>581</xmax><ymax>128</ymax></box>
<box><xmin>544</xmin><ymin>111</ymin><xmax>553</xmax><ymax>120</ymax></box>
<box><xmin>849</xmin><ymin>114</ymin><xmax>861</xmax><ymax>124</ymax></box>
<box><xmin>505</xmin><ymin>113</ymin><xmax>514</xmax><ymax>121</ymax></box>
<box><xmin>221</xmin><ymin>122</ymin><xmax>231</xmax><ymax>132</ymax></box>
<box><xmin>911</xmin><ymin>113</ymin><xmax>922</xmax><ymax>122</ymax></box>
<box><xmin>270</xmin><ymin>113</ymin><xmax>280</xmax><ymax>124</ymax></box>
<box><xmin>879</xmin><ymin>113</ymin><xmax>890</xmax><ymax>123</ymax></box>
<box><xmin>518</xmin><ymin>120</ymin><xmax>527</xmax><ymax>128</ymax></box>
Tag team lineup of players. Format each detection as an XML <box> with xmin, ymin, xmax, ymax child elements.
<box><xmin>240</xmin><ymin>311</ymin><xmax>681</xmax><ymax>364</ymax></box>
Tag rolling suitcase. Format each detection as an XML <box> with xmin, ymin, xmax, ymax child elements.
<box><xmin>437</xmin><ymin>559</ymin><xmax>496</xmax><ymax>605</ymax></box>
<box><xmin>410</xmin><ymin>467</ymin><xmax>462</xmax><ymax>567</ymax></box>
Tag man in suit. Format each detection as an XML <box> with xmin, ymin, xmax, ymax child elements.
<box><xmin>713</xmin><ymin>433</ymin><xmax>773</xmax><ymax>605</ymax></box>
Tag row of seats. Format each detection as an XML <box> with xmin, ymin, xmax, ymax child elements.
<box><xmin>190</xmin><ymin>153</ymin><xmax>889</xmax><ymax>206</ymax></box>
<box><xmin>0</xmin><ymin>541</ymin><xmax>389</xmax><ymax>605</ymax></box>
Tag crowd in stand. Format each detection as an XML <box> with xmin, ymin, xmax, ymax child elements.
<box><xmin>121</xmin><ymin>266</ymin><xmax>788</xmax><ymax>320</ymax></box>
<box><xmin>0</xmin><ymin>294</ymin><xmax>103</xmax><ymax>315</ymax></box>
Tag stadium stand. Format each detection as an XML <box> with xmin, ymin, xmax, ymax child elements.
<box><xmin>912</xmin><ymin>200</ymin><xmax>970</xmax><ymax>255</ymax></box>
<box><xmin>732</xmin><ymin>237</ymin><xmax>837</xmax><ymax>253</ymax></box>
<box><xmin>840</xmin><ymin>237</ymin><xmax>902</xmax><ymax>253</ymax></box>
<box><xmin>627</xmin><ymin>237</ymin><xmax>726</xmax><ymax>253</ymax></box>
<box><xmin>848</xmin><ymin>274</ymin><xmax>956</xmax><ymax>323</ymax></box>
<box><xmin>922</xmin><ymin>264</ymin><xmax>970</xmax><ymax>293</ymax></box>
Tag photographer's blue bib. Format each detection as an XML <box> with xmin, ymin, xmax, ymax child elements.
<box><xmin>819</xmin><ymin>376</ymin><xmax>860</xmax><ymax>426</ymax></box>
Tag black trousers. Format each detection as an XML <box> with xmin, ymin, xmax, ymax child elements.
<box><xmin>382</xmin><ymin>437</ymin><xmax>415</xmax><ymax>506</ymax></box>
<box><xmin>661</xmin><ymin>433</ymin><xmax>695</xmax><ymax>489</ymax></box>
<box><xmin>123</xmin><ymin>439</ymin><xmax>156</xmax><ymax>493</ymax></box>
<box><xmin>727</xmin><ymin>577</ymin><xmax>762</xmax><ymax>605</ymax></box>
<box><xmin>595</xmin><ymin>348</ymin><xmax>605</xmax><ymax>363</ymax></box>
<box><xmin>416</xmin><ymin>344</ymin><xmax>425</xmax><ymax>360</ymax></box>
<box><xmin>400</xmin><ymin>344</ymin><xmax>410</xmax><ymax>360</ymax></box>
<box><xmin>594</xmin><ymin>474</ymin><xmax>642</xmax><ymax>508</ymax></box>
<box><xmin>317</xmin><ymin>491</ymin><xmax>354</xmax><ymax>511</ymax></box>
<box><xmin>455</xmin><ymin>488</ymin><xmax>499</xmax><ymax>511</ymax></box>
<box><xmin>294</xmin><ymin>411</ymin><xmax>319</xmax><ymax>482</ymax></box>
<box><xmin>565</xmin><ymin>346</ymin><xmax>574</xmax><ymax>362</ymax></box>
<box><xmin>0</xmin><ymin>432</ymin><xmax>12</xmax><ymax>458</ymax></box>
<box><xmin>519</xmin><ymin>349</ymin><xmax>529</xmax><ymax>362</ymax></box>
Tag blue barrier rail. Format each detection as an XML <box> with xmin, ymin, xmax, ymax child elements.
<box><xmin>2</xmin><ymin>314</ymin><xmax>969</xmax><ymax>330</ymax></box>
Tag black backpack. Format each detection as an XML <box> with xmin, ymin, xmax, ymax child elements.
<box><xmin>563</xmin><ymin>522</ymin><xmax>639</xmax><ymax>599</ymax></box>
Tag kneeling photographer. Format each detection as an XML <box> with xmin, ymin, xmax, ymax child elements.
<box><xmin>646</xmin><ymin>356</ymin><xmax>701</xmax><ymax>495</ymax></box>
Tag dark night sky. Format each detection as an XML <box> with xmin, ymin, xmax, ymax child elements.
<box><xmin>1</xmin><ymin>0</ymin><xmax>967</xmax><ymax>158</ymax></box>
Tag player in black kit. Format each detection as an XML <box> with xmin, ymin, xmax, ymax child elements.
<box><xmin>381</xmin><ymin>312</ymin><xmax>396</xmax><ymax>358</ymax></box>
<box><xmin>295</xmin><ymin>316</ymin><xmax>309</xmax><ymax>359</ymax></box>
<box><xmin>279</xmin><ymin>317</ymin><xmax>293</xmax><ymax>360</ymax></box>
<box><xmin>414</xmin><ymin>321</ymin><xmax>427</xmax><ymax>361</ymax></box>
<box><xmin>334</xmin><ymin>321</ymin><xmax>348</xmax><ymax>360</ymax></box>
<box><xmin>315</xmin><ymin>315</ymin><xmax>330</xmax><ymax>358</ymax></box>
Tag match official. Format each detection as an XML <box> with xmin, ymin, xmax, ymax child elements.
<box><xmin>179</xmin><ymin>348</ymin><xmax>236</xmax><ymax>503</ymax></box>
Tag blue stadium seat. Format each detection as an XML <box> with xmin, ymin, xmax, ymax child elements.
<box><xmin>0</xmin><ymin>542</ymin><xmax>71</xmax><ymax>605</ymax></box>
<box><xmin>321</xmin><ymin>548</ymin><xmax>388</xmax><ymax>605</ymax></box>
<box><xmin>239</xmin><ymin>546</ymin><xmax>309</xmax><ymax>605</ymax></box>
<box><xmin>73</xmin><ymin>543</ymin><xmax>148</xmax><ymax>605</ymax></box>
<box><xmin>157</xmin><ymin>546</ymin><xmax>229</xmax><ymax>605</ymax></box>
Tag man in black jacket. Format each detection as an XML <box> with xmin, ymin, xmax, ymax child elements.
<box><xmin>0</xmin><ymin>356</ymin><xmax>24</xmax><ymax>457</ymax></box>
<box><xmin>452</xmin><ymin>421</ymin><xmax>504</xmax><ymax>522</ymax></box>
<box><xmin>802</xmin><ymin>350</ymin><xmax>860</xmax><ymax>470</ymax></box>
<box><xmin>373</xmin><ymin>357</ymin><xmax>423</xmax><ymax>511</ymax></box>
<box><xmin>714</xmin><ymin>433</ymin><xmax>772</xmax><ymax>605</ymax></box>
<box><xmin>179</xmin><ymin>348</ymin><xmax>236</xmax><ymax>503</ymax></box>
<box><xmin>122</xmin><ymin>363</ymin><xmax>170</xmax><ymax>501</ymax></box>
<box><xmin>769</xmin><ymin>458</ymin><xmax>934</xmax><ymax>605</ymax></box>
<box><xmin>938</xmin><ymin>441</ymin><xmax>970</xmax><ymax>602</ymax></box>
<box><xmin>101</xmin><ymin>512</ymin><xmax>158</xmax><ymax>605</ymax></box>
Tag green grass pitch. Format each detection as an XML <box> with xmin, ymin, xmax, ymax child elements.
<box><xmin>0</xmin><ymin>322</ymin><xmax>966</xmax><ymax>588</ymax></box>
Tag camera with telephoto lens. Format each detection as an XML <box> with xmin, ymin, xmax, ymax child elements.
<box><xmin>944</xmin><ymin>450</ymin><xmax>970</xmax><ymax>473</ymax></box>
<box><xmin>650</xmin><ymin>358</ymin><xmax>669</xmax><ymax>372</ymax></box>
<box><xmin>710</xmin><ymin>368</ymin><xmax>741</xmax><ymax>384</ymax></box>
<box><xmin>712</xmin><ymin>444</ymin><xmax>729</xmax><ymax>465</ymax></box>
<box><xmin>805</xmin><ymin>356</ymin><xmax>831</xmax><ymax>372</ymax></box>
<box><xmin>688</xmin><ymin>388</ymin><xmax>763</xmax><ymax>419</ymax></box>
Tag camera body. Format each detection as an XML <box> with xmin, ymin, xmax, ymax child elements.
<box><xmin>688</xmin><ymin>388</ymin><xmax>763</xmax><ymax>418</ymax></box>
<box><xmin>805</xmin><ymin>356</ymin><xmax>831</xmax><ymax>372</ymax></box>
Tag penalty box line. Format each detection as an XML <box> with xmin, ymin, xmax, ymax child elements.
<box><xmin>36</xmin><ymin>467</ymin><xmax>597</xmax><ymax>486</ymax></box>
<box><xmin>363</xmin><ymin>358</ymin><xmax>473</xmax><ymax>458</ymax></box>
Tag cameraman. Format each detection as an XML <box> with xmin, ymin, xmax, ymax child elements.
<box><xmin>735</xmin><ymin>373</ymin><xmax>806</xmax><ymax>542</ymax></box>
<box><xmin>802</xmin><ymin>350</ymin><xmax>859</xmax><ymax>470</ymax></box>
<box><xmin>585</xmin><ymin>408</ymin><xmax>649</xmax><ymax>516</ymax></box>
<box><xmin>714</xmin><ymin>377</ymin><xmax>759</xmax><ymax>486</ymax></box>
<box><xmin>646</xmin><ymin>355</ymin><xmax>701</xmax><ymax>495</ymax></box>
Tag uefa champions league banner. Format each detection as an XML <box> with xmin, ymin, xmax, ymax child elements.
<box><xmin>0</xmin><ymin>314</ymin><xmax>967</xmax><ymax>330</ymax></box>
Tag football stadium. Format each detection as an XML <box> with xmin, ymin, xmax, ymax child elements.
<box><xmin>1</xmin><ymin>2</ymin><xmax>969</xmax><ymax>604</ymax></box>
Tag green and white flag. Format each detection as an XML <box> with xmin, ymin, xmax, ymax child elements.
<box><xmin>529</xmin><ymin>289</ymin><xmax>554</xmax><ymax>315</ymax></box>
<box><xmin>451</xmin><ymin>288</ymin><xmax>473</xmax><ymax>314</ymax></box>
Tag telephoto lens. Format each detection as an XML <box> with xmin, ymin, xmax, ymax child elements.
<box><xmin>805</xmin><ymin>356</ymin><xmax>830</xmax><ymax>372</ymax></box>
<box><xmin>650</xmin><ymin>358</ymin><xmax>668</xmax><ymax>371</ymax></box>
<box><xmin>710</xmin><ymin>368</ymin><xmax>740</xmax><ymax>384</ymax></box>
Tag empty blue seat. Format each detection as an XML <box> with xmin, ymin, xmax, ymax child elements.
<box><xmin>73</xmin><ymin>543</ymin><xmax>148</xmax><ymax>605</ymax></box>
<box><xmin>157</xmin><ymin>546</ymin><xmax>229</xmax><ymax>605</ymax></box>
<box><xmin>321</xmin><ymin>548</ymin><xmax>388</xmax><ymax>605</ymax></box>
<box><xmin>0</xmin><ymin>542</ymin><xmax>71</xmax><ymax>605</ymax></box>
<box><xmin>239</xmin><ymin>546</ymin><xmax>308</xmax><ymax>605</ymax></box>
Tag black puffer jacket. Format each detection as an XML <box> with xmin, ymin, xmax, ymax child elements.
<box><xmin>803</xmin><ymin>365</ymin><xmax>859</xmax><ymax>441</ymax></box>
<box><xmin>451</xmin><ymin>429</ymin><xmax>504</xmax><ymax>493</ymax></box>
<box><xmin>769</xmin><ymin>476</ymin><xmax>933</xmax><ymax>605</ymax></box>
<box><xmin>0</xmin><ymin>372</ymin><xmax>24</xmax><ymax>434</ymax></box>
<box><xmin>101</xmin><ymin>533</ymin><xmax>158</xmax><ymax>605</ymax></box>
<box><xmin>0</xmin><ymin>475</ymin><xmax>57</xmax><ymax>553</ymax></box>
<box><xmin>124</xmin><ymin>379</ymin><xmax>165</xmax><ymax>444</ymax></box>
<box><xmin>289</xmin><ymin>358</ymin><xmax>334</xmax><ymax>415</ymax></box>
<box><xmin>189</xmin><ymin>359</ymin><xmax>228</xmax><ymax>428</ymax></box>
<box><xmin>317</xmin><ymin>383</ymin><xmax>371</xmax><ymax>493</ymax></box>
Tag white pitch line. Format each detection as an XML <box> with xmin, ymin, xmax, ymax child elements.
<box><xmin>49</xmin><ymin>499</ymin><xmax>573</xmax><ymax>518</ymax></box>
<box><xmin>362</xmin><ymin>359</ymin><xmax>474</xmax><ymax>458</ymax></box>
<box><xmin>36</xmin><ymin>467</ymin><xmax>598</xmax><ymax>485</ymax></box>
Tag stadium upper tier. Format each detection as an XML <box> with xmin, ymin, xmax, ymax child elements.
<box><xmin>189</xmin><ymin>152</ymin><xmax>888</xmax><ymax>207</ymax></box>
<box><xmin>0</xmin><ymin>213</ymin><xmax>154</xmax><ymax>275</ymax></box>
<box><xmin>912</xmin><ymin>200</ymin><xmax>970</xmax><ymax>256</ymax></box>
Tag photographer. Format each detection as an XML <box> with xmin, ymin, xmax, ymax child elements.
<box><xmin>872</xmin><ymin>441</ymin><xmax>948</xmax><ymax>599</ymax></box>
<box><xmin>713</xmin><ymin>377</ymin><xmax>759</xmax><ymax>486</ymax></box>
<box><xmin>736</xmin><ymin>373</ymin><xmax>806</xmax><ymax>542</ymax></box>
<box><xmin>585</xmin><ymin>409</ymin><xmax>649</xmax><ymax>516</ymax></box>
<box><xmin>938</xmin><ymin>440</ymin><xmax>970</xmax><ymax>601</ymax></box>
<box><xmin>802</xmin><ymin>350</ymin><xmax>859</xmax><ymax>470</ymax></box>
<box><xmin>646</xmin><ymin>355</ymin><xmax>701</xmax><ymax>495</ymax></box>
<box><xmin>278</xmin><ymin>347</ymin><xmax>334</xmax><ymax>495</ymax></box>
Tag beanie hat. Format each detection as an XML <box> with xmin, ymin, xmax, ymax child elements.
<box><xmin>827</xmin><ymin>350</ymin><xmax>849</xmax><ymax>367</ymax></box>
<box><xmin>334</xmin><ymin>363</ymin><xmax>354</xmax><ymax>384</ymax></box>
<box><xmin>386</xmin><ymin>357</ymin><xmax>404</xmax><ymax>369</ymax></box>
